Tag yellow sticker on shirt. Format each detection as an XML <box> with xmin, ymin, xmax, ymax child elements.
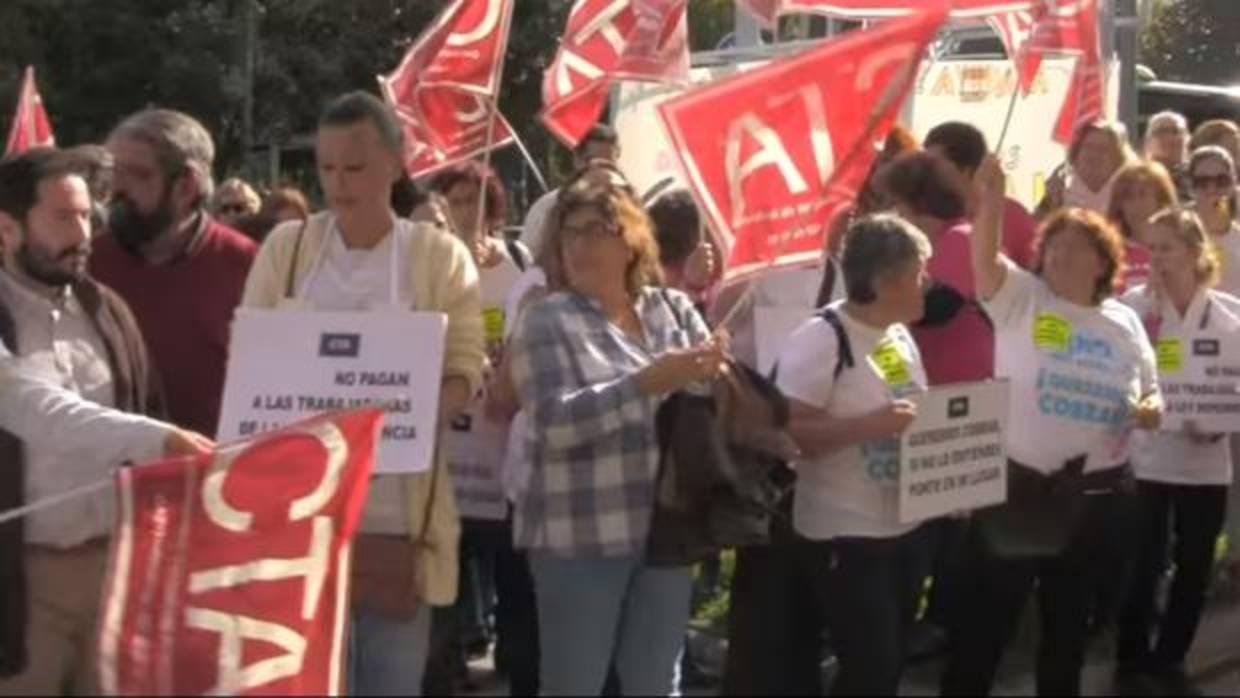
<box><xmin>483</xmin><ymin>307</ymin><xmax>505</xmax><ymax>345</ymax></box>
<box><xmin>1155</xmin><ymin>337</ymin><xmax>1184</xmax><ymax>374</ymax></box>
<box><xmin>871</xmin><ymin>339</ymin><xmax>911</xmax><ymax>386</ymax></box>
<box><xmin>1033</xmin><ymin>312</ymin><xmax>1072</xmax><ymax>353</ymax></box>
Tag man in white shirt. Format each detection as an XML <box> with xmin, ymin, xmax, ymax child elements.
<box><xmin>0</xmin><ymin>148</ymin><xmax>212</xmax><ymax>694</ymax></box>
<box><xmin>520</xmin><ymin>123</ymin><xmax>620</xmax><ymax>258</ymax></box>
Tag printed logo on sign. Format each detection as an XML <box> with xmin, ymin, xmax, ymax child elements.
<box><xmin>1194</xmin><ymin>339</ymin><xmax>1221</xmax><ymax>357</ymax></box>
<box><xmin>948</xmin><ymin>396</ymin><xmax>970</xmax><ymax>419</ymax></box>
<box><xmin>320</xmin><ymin>333</ymin><xmax>361</xmax><ymax>358</ymax></box>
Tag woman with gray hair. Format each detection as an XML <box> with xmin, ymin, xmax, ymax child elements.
<box><xmin>1144</xmin><ymin>111</ymin><xmax>1191</xmax><ymax>200</ymax></box>
<box><xmin>773</xmin><ymin>213</ymin><xmax>932</xmax><ymax>695</ymax></box>
<box><xmin>1187</xmin><ymin>146</ymin><xmax>1240</xmax><ymax>294</ymax></box>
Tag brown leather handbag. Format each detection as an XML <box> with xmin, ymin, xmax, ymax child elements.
<box><xmin>349</xmin><ymin>457</ymin><xmax>442</xmax><ymax>621</ymax></box>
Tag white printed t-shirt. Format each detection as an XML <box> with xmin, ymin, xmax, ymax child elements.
<box><xmin>1121</xmin><ymin>285</ymin><xmax>1239</xmax><ymax>486</ymax></box>
<box><xmin>775</xmin><ymin>302</ymin><xmax>927</xmax><ymax>541</ymax></box>
<box><xmin>984</xmin><ymin>261</ymin><xmax>1159</xmax><ymax>475</ymax></box>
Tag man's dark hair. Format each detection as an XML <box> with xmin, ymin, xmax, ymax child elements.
<box><xmin>648</xmin><ymin>189</ymin><xmax>702</xmax><ymax>267</ymax></box>
<box><xmin>319</xmin><ymin>91</ymin><xmax>405</xmax><ymax>159</ymax></box>
<box><xmin>878</xmin><ymin>152</ymin><xmax>969</xmax><ymax>222</ymax></box>
<box><xmin>924</xmin><ymin>121</ymin><xmax>989</xmax><ymax>175</ymax></box>
<box><xmin>390</xmin><ymin>174</ymin><xmax>424</xmax><ymax>219</ymax></box>
<box><xmin>575</xmin><ymin>124</ymin><xmax>619</xmax><ymax>158</ymax></box>
<box><xmin>0</xmin><ymin>147</ymin><xmax>87</xmax><ymax>224</ymax></box>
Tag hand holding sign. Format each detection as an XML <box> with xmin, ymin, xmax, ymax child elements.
<box><xmin>1131</xmin><ymin>392</ymin><xmax>1164</xmax><ymax>431</ymax></box>
<box><xmin>870</xmin><ymin>399</ymin><xmax>919</xmax><ymax>439</ymax></box>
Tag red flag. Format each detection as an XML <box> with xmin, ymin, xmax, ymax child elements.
<box><xmin>1000</xmin><ymin>0</ymin><xmax>1102</xmax><ymax>141</ymax></box>
<box><xmin>98</xmin><ymin>410</ymin><xmax>382</xmax><ymax>696</ymax></box>
<box><xmin>379</xmin><ymin>0</ymin><xmax>517</xmax><ymax>176</ymax></box>
<box><xmin>542</xmin><ymin>0</ymin><xmax>690</xmax><ymax>147</ymax></box>
<box><xmin>658</xmin><ymin>8</ymin><xmax>947</xmax><ymax>282</ymax></box>
<box><xmin>5</xmin><ymin>66</ymin><xmax>55</xmax><ymax>156</ymax></box>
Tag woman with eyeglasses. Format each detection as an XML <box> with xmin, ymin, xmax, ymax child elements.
<box><xmin>507</xmin><ymin>177</ymin><xmax>727</xmax><ymax>696</ymax></box>
<box><xmin>1187</xmin><ymin>146</ymin><xmax>1240</xmax><ymax>296</ymax></box>
<box><xmin>1114</xmin><ymin>208</ymin><xmax>1236</xmax><ymax>696</ymax></box>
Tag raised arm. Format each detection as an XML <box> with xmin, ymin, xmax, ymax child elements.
<box><xmin>972</xmin><ymin>154</ymin><xmax>1010</xmax><ymax>301</ymax></box>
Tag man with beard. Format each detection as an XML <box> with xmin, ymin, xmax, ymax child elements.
<box><xmin>0</xmin><ymin>148</ymin><xmax>214</xmax><ymax>694</ymax></box>
<box><xmin>90</xmin><ymin>109</ymin><xmax>257</xmax><ymax>437</ymax></box>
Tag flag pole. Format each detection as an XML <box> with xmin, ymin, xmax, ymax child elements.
<box><xmin>472</xmin><ymin>1</ymin><xmax>516</xmax><ymax>245</ymax></box>
<box><xmin>510</xmin><ymin>128</ymin><xmax>550</xmax><ymax>193</ymax></box>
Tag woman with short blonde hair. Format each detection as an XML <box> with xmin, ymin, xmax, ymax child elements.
<box><xmin>1115</xmin><ymin>207</ymin><xmax>1232</xmax><ymax>695</ymax></box>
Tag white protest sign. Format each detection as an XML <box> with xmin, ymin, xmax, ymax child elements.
<box><xmin>899</xmin><ymin>380</ymin><xmax>1009</xmax><ymax>524</ymax></box>
<box><xmin>218</xmin><ymin>308</ymin><xmax>447</xmax><ymax>474</ymax></box>
<box><xmin>444</xmin><ymin>410</ymin><xmax>509</xmax><ymax>521</ymax></box>
<box><xmin>1157</xmin><ymin>332</ymin><xmax>1240</xmax><ymax>434</ymax></box>
<box><xmin>755</xmin><ymin>307</ymin><xmax>813</xmax><ymax>375</ymax></box>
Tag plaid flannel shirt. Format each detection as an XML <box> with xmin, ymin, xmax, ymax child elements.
<box><xmin>509</xmin><ymin>286</ymin><xmax>711</xmax><ymax>556</ymax></box>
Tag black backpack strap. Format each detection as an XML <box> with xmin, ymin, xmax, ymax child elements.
<box><xmin>814</xmin><ymin>256</ymin><xmax>840</xmax><ymax>308</ymax></box>
<box><xmin>769</xmin><ymin>306</ymin><xmax>854</xmax><ymax>383</ymax></box>
<box><xmin>818</xmin><ymin>308</ymin><xmax>854</xmax><ymax>380</ymax></box>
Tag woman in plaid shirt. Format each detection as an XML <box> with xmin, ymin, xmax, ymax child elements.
<box><xmin>508</xmin><ymin>176</ymin><xmax>726</xmax><ymax>696</ymax></box>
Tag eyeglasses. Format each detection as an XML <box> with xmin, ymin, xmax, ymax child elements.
<box><xmin>560</xmin><ymin>221</ymin><xmax>620</xmax><ymax>240</ymax></box>
<box><xmin>1191</xmin><ymin>174</ymin><xmax>1234</xmax><ymax>191</ymax></box>
<box><xmin>218</xmin><ymin>202</ymin><xmax>250</xmax><ymax>216</ymax></box>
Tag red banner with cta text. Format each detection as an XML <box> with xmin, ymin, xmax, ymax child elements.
<box><xmin>97</xmin><ymin>410</ymin><xmax>382</xmax><ymax>696</ymax></box>
<box><xmin>542</xmin><ymin>0</ymin><xmax>689</xmax><ymax>147</ymax></box>
<box><xmin>657</xmin><ymin>7</ymin><xmax>946</xmax><ymax>282</ymax></box>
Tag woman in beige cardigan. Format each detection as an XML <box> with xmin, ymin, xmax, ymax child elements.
<box><xmin>240</xmin><ymin>92</ymin><xmax>484</xmax><ymax>696</ymax></box>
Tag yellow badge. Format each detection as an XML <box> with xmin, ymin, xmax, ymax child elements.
<box><xmin>1033</xmin><ymin>312</ymin><xmax>1072</xmax><ymax>353</ymax></box>
<box><xmin>483</xmin><ymin>307</ymin><xmax>506</xmax><ymax>345</ymax></box>
<box><xmin>871</xmin><ymin>339</ymin><xmax>911</xmax><ymax>386</ymax></box>
<box><xmin>1155</xmin><ymin>337</ymin><xmax>1184</xmax><ymax>374</ymax></box>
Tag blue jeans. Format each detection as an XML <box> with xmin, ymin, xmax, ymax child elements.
<box><xmin>347</xmin><ymin>606</ymin><xmax>431</xmax><ymax>696</ymax></box>
<box><xmin>529</xmin><ymin>552</ymin><xmax>692</xmax><ymax>696</ymax></box>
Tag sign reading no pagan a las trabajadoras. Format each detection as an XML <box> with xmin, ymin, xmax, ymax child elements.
<box><xmin>899</xmin><ymin>380</ymin><xmax>1010</xmax><ymax>524</ymax></box>
<box><xmin>218</xmin><ymin>308</ymin><xmax>447</xmax><ymax>474</ymax></box>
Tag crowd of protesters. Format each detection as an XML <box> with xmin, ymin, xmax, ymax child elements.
<box><xmin>1</xmin><ymin>83</ymin><xmax>1240</xmax><ymax>698</ymax></box>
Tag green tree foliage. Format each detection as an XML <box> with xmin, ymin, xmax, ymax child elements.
<box><xmin>1141</xmin><ymin>0</ymin><xmax>1240</xmax><ymax>86</ymax></box>
<box><xmin>0</xmin><ymin>0</ymin><xmax>732</xmax><ymax>198</ymax></box>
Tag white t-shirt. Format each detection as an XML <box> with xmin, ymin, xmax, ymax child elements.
<box><xmin>775</xmin><ymin>302</ymin><xmax>927</xmax><ymax>540</ymax></box>
<box><xmin>520</xmin><ymin>189</ymin><xmax>558</xmax><ymax>259</ymax></box>
<box><xmin>1121</xmin><ymin>285</ymin><xmax>1239</xmax><ymax>486</ymax></box>
<box><xmin>984</xmin><ymin>261</ymin><xmax>1159</xmax><ymax>474</ymax></box>
<box><xmin>301</xmin><ymin>219</ymin><xmax>416</xmax><ymax>535</ymax></box>
<box><xmin>727</xmin><ymin>259</ymin><xmax>843</xmax><ymax>370</ymax></box>
<box><xmin>444</xmin><ymin>242</ymin><xmax>527</xmax><ymax>519</ymax></box>
<box><xmin>1210</xmin><ymin>223</ymin><xmax>1240</xmax><ymax>296</ymax></box>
